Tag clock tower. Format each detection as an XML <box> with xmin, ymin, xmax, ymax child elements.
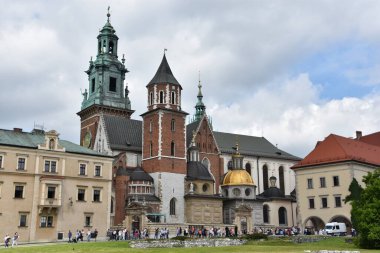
<box><xmin>77</xmin><ymin>9</ymin><xmax>134</xmax><ymax>148</ymax></box>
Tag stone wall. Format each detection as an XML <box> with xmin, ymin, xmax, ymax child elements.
<box><xmin>130</xmin><ymin>238</ymin><xmax>247</xmax><ymax>248</ymax></box>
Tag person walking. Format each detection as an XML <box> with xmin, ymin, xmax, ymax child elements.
<box><xmin>68</xmin><ymin>230</ymin><xmax>72</xmax><ymax>243</ymax></box>
<box><xmin>4</xmin><ymin>234</ymin><xmax>10</xmax><ymax>248</ymax></box>
<box><xmin>11</xmin><ymin>232</ymin><xmax>19</xmax><ymax>247</ymax></box>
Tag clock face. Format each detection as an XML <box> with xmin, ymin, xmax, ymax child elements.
<box><xmin>83</xmin><ymin>131</ymin><xmax>92</xmax><ymax>148</ymax></box>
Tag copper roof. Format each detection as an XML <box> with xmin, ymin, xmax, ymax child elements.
<box><xmin>293</xmin><ymin>133</ymin><xmax>380</xmax><ymax>168</ymax></box>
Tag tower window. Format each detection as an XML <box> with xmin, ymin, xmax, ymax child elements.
<box><xmin>149</xmin><ymin>120</ymin><xmax>152</xmax><ymax>133</ymax></box>
<box><xmin>109</xmin><ymin>77</ymin><xmax>117</xmax><ymax>92</ymax></box>
<box><xmin>149</xmin><ymin>92</ymin><xmax>153</xmax><ymax>105</ymax></box>
<box><xmin>171</xmin><ymin>119</ymin><xmax>175</xmax><ymax>132</ymax></box>
<box><xmin>171</xmin><ymin>91</ymin><xmax>175</xmax><ymax>104</ymax></box>
<box><xmin>169</xmin><ymin>198</ymin><xmax>176</xmax><ymax>215</ymax></box>
<box><xmin>170</xmin><ymin>141</ymin><xmax>175</xmax><ymax>156</ymax></box>
<box><xmin>150</xmin><ymin>142</ymin><xmax>153</xmax><ymax>157</ymax></box>
<box><xmin>98</xmin><ymin>41</ymin><xmax>101</xmax><ymax>54</ymax></box>
<box><xmin>109</xmin><ymin>41</ymin><xmax>114</xmax><ymax>54</ymax></box>
<box><xmin>159</xmin><ymin>91</ymin><xmax>164</xmax><ymax>103</ymax></box>
<box><xmin>91</xmin><ymin>78</ymin><xmax>95</xmax><ymax>93</ymax></box>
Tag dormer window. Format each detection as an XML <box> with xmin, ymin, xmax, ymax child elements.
<box><xmin>49</xmin><ymin>139</ymin><xmax>55</xmax><ymax>150</ymax></box>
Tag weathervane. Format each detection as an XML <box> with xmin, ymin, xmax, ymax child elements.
<box><xmin>164</xmin><ymin>48</ymin><xmax>167</xmax><ymax>55</ymax></box>
<box><xmin>107</xmin><ymin>6</ymin><xmax>111</xmax><ymax>22</ymax></box>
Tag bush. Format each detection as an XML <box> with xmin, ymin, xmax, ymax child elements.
<box><xmin>243</xmin><ymin>233</ymin><xmax>268</xmax><ymax>240</ymax></box>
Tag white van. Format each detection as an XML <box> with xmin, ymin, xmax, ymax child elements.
<box><xmin>324</xmin><ymin>222</ymin><xmax>347</xmax><ymax>236</ymax></box>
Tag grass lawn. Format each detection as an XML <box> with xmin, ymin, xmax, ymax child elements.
<box><xmin>3</xmin><ymin>237</ymin><xmax>379</xmax><ymax>253</ymax></box>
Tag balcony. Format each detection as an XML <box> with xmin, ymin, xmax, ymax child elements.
<box><xmin>39</xmin><ymin>197</ymin><xmax>62</xmax><ymax>207</ymax></box>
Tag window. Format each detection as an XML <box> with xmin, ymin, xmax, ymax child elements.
<box><xmin>333</xmin><ymin>176</ymin><xmax>340</xmax><ymax>186</ymax></box>
<box><xmin>245</xmin><ymin>188</ymin><xmax>251</xmax><ymax>196</ymax></box>
<box><xmin>169</xmin><ymin>198</ymin><xmax>176</xmax><ymax>215</ymax></box>
<box><xmin>159</xmin><ymin>91</ymin><xmax>164</xmax><ymax>103</ymax></box>
<box><xmin>170</xmin><ymin>141</ymin><xmax>175</xmax><ymax>156</ymax></box>
<box><xmin>309</xmin><ymin>198</ymin><xmax>315</xmax><ymax>209</ymax></box>
<box><xmin>93</xmin><ymin>189</ymin><xmax>101</xmax><ymax>202</ymax></box>
<box><xmin>171</xmin><ymin>91</ymin><xmax>175</xmax><ymax>104</ymax></box>
<box><xmin>149</xmin><ymin>92</ymin><xmax>153</xmax><ymax>105</ymax></box>
<box><xmin>263</xmin><ymin>205</ymin><xmax>269</xmax><ymax>223</ymax></box>
<box><xmin>78</xmin><ymin>189</ymin><xmax>86</xmax><ymax>201</ymax></box>
<box><xmin>91</xmin><ymin>78</ymin><xmax>95</xmax><ymax>93</ymax></box>
<box><xmin>49</xmin><ymin>139</ymin><xmax>55</xmax><ymax>150</ymax></box>
<box><xmin>40</xmin><ymin>216</ymin><xmax>53</xmax><ymax>227</ymax></box>
<box><xmin>279</xmin><ymin>166</ymin><xmax>285</xmax><ymax>193</ymax></box>
<box><xmin>149</xmin><ymin>120</ymin><xmax>152</xmax><ymax>133</ymax></box>
<box><xmin>149</xmin><ymin>142</ymin><xmax>153</xmax><ymax>157</ymax></box>
<box><xmin>263</xmin><ymin>165</ymin><xmax>269</xmax><ymax>190</ymax></box>
<box><xmin>108</xmin><ymin>41</ymin><xmax>114</xmax><ymax>54</ymax></box>
<box><xmin>79</xmin><ymin>164</ymin><xmax>86</xmax><ymax>176</ymax></box>
<box><xmin>307</xmin><ymin>178</ymin><xmax>313</xmax><ymax>189</ymax></box>
<box><xmin>320</xmin><ymin>177</ymin><xmax>326</xmax><ymax>188</ymax></box>
<box><xmin>202</xmin><ymin>184</ymin><xmax>208</xmax><ymax>192</ymax></box>
<box><xmin>245</xmin><ymin>163</ymin><xmax>251</xmax><ymax>175</ymax></box>
<box><xmin>95</xmin><ymin>165</ymin><xmax>101</xmax><ymax>177</ymax></box>
<box><xmin>85</xmin><ymin>215</ymin><xmax>92</xmax><ymax>227</ymax></box>
<box><xmin>44</xmin><ymin>161</ymin><xmax>57</xmax><ymax>173</ymax></box>
<box><xmin>109</xmin><ymin>77</ymin><xmax>116</xmax><ymax>92</ymax></box>
<box><xmin>335</xmin><ymin>196</ymin><xmax>342</xmax><ymax>207</ymax></box>
<box><xmin>14</xmin><ymin>185</ymin><xmax>24</xmax><ymax>198</ymax></box>
<box><xmin>278</xmin><ymin>207</ymin><xmax>287</xmax><ymax>226</ymax></box>
<box><xmin>171</xmin><ymin>119</ymin><xmax>175</xmax><ymax>131</ymax></box>
<box><xmin>17</xmin><ymin>157</ymin><xmax>26</xmax><ymax>170</ymax></box>
<box><xmin>47</xmin><ymin>186</ymin><xmax>56</xmax><ymax>199</ymax></box>
<box><xmin>19</xmin><ymin>213</ymin><xmax>27</xmax><ymax>227</ymax></box>
<box><xmin>233</xmin><ymin>188</ymin><xmax>241</xmax><ymax>197</ymax></box>
<box><xmin>0</xmin><ymin>155</ymin><xmax>3</xmax><ymax>168</ymax></box>
<box><xmin>321</xmin><ymin>197</ymin><xmax>328</xmax><ymax>208</ymax></box>
<box><xmin>228</xmin><ymin>161</ymin><xmax>233</xmax><ymax>170</ymax></box>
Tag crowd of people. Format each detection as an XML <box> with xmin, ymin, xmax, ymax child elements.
<box><xmin>67</xmin><ymin>229</ymin><xmax>98</xmax><ymax>243</ymax></box>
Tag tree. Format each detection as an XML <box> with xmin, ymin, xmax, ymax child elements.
<box><xmin>345</xmin><ymin>178</ymin><xmax>363</xmax><ymax>230</ymax></box>
<box><xmin>349</xmin><ymin>169</ymin><xmax>380</xmax><ymax>249</ymax></box>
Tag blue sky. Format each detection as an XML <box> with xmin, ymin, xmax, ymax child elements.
<box><xmin>1</xmin><ymin>0</ymin><xmax>380</xmax><ymax>157</ymax></box>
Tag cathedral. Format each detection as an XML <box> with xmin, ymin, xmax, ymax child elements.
<box><xmin>78</xmin><ymin>10</ymin><xmax>301</xmax><ymax>235</ymax></box>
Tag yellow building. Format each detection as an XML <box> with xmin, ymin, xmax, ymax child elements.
<box><xmin>0</xmin><ymin>128</ymin><xmax>113</xmax><ymax>242</ymax></box>
<box><xmin>292</xmin><ymin>131</ymin><xmax>380</xmax><ymax>233</ymax></box>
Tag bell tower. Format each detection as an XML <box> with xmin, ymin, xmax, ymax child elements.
<box><xmin>141</xmin><ymin>53</ymin><xmax>188</xmax><ymax>174</ymax></box>
<box><xmin>77</xmin><ymin>8</ymin><xmax>134</xmax><ymax>149</ymax></box>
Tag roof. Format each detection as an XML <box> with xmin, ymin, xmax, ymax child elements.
<box><xmin>213</xmin><ymin>131</ymin><xmax>300</xmax><ymax>161</ymax></box>
<box><xmin>293</xmin><ymin>133</ymin><xmax>380</xmax><ymax>169</ymax></box>
<box><xmin>147</xmin><ymin>54</ymin><xmax>180</xmax><ymax>86</ymax></box>
<box><xmin>359</xmin><ymin>131</ymin><xmax>380</xmax><ymax>147</ymax></box>
<box><xmin>186</xmin><ymin>121</ymin><xmax>200</xmax><ymax>147</ymax></box>
<box><xmin>186</xmin><ymin>161</ymin><xmax>214</xmax><ymax>181</ymax></box>
<box><xmin>0</xmin><ymin>129</ymin><xmax>109</xmax><ymax>157</ymax></box>
<box><xmin>103</xmin><ymin>115</ymin><xmax>142</xmax><ymax>152</ymax></box>
<box><xmin>260</xmin><ymin>187</ymin><xmax>285</xmax><ymax>198</ymax></box>
<box><xmin>130</xmin><ymin>167</ymin><xmax>153</xmax><ymax>182</ymax></box>
<box><xmin>222</xmin><ymin>169</ymin><xmax>255</xmax><ymax>186</ymax></box>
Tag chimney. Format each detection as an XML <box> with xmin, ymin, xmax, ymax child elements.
<box><xmin>13</xmin><ymin>128</ymin><xmax>23</xmax><ymax>133</ymax></box>
<box><xmin>356</xmin><ymin>131</ymin><xmax>362</xmax><ymax>140</ymax></box>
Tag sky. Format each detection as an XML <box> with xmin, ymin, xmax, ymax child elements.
<box><xmin>1</xmin><ymin>0</ymin><xmax>380</xmax><ymax>158</ymax></box>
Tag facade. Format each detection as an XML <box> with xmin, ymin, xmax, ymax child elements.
<box><xmin>0</xmin><ymin>128</ymin><xmax>113</xmax><ymax>242</ymax></box>
<box><xmin>292</xmin><ymin>131</ymin><xmax>380</xmax><ymax>233</ymax></box>
<box><xmin>79</xmin><ymin>10</ymin><xmax>301</xmax><ymax>234</ymax></box>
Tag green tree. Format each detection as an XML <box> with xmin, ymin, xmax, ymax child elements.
<box><xmin>345</xmin><ymin>178</ymin><xmax>363</xmax><ymax>230</ymax></box>
<box><xmin>350</xmin><ymin>169</ymin><xmax>380</xmax><ymax>249</ymax></box>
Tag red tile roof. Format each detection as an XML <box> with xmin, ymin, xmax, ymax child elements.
<box><xmin>292</xmin><ymin>133</ymin><xmax>380</xmax><ymax>169</ymax></box>
<box><xmin>359</xmin><ymin>131</ymin><xmax>380</xmax><ymax>147</ymax></box>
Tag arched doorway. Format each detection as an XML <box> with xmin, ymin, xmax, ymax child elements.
<box><xmin>131</xmin><ymin>215</ymin><xmax>140</xmax><ymax>232</ymax></box>
<box><xmin>278</xmin><ymin>207</ymin><xmax>287</xmax><ymax>226</ymax></box>
<box><xmin>240</xmin><ymin>217</ymin><xmax>247</xmax><ymax>234</ymax></box>
<box><xmin>330</xmin><ymin>215</ymin><xmax>352</xmax><ymax>234</ymax></box>
<box><xmin>304</xmin><ymin>216</ymin><xmax>325</xmax><ymax>234</ymax></box>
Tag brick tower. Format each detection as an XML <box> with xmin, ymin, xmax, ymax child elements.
<box><xmin>77</xmin><ymin>9</ymin><xmax>134</xmax><ymax>149</ymax></box>
<box><xmin>141</xmin><ymin>53</ymin><xmax>188</xmax><ymax>223</ymax></box>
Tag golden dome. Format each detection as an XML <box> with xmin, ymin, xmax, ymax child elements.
<box><xmin>222</xmin><ymin>169</ymin><xmax>255</xmax><ymax>186</ymax></box>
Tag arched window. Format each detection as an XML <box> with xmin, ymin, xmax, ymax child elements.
<box><xmin>278</xmin><ymin>207</ymin><xmax>287</xmax><ymax>226</ymax></box>
<box><xmin>109</xmin><ymin>41</ymin><xmax>114</xmax><ymax>54</ymax></box>
<box><xmin>279</xmin><ymin>166</ymin><xmax>285</xmax><ymax>194</ymax></box>
<box><xmin>171</xmin><ymin>91</ymin><xmax>175</xmax><ymax>104</ymax></box>
<box><xmin>169</xmin><ymin>198</ymin><xmax>176</xmax><ymax>215</ymax></box>
<box><xmin>149</xmin><ymin>92</ymin><xmax>153</xmax><ymax>105</ymax></box>
<box><xmin>149</xmin><ymin>142</ymin><xmax>153</xmax><ymax>157</ymax></box>
<box><xmin>202</xmin><ymin>157</ymin><xmax>210</xmax><ymax>169</ymax></box>
<box><xmin>245</xmin><ymin>163</ymin><xmax>251</xmax><ymax>175</ymax></box>
<box><xmin>149</xmin><ymin>120</ymin><xmax>152</xmax><ymax>133</ymax></box>
<box><xmin>49</xmin><ymin>139</ymin><xmax>55</xmax><ymax>150</ymax></box>
<box><xmin>263</xmin><ymin>165</ymin><xmax>269</xmax><ymax>190</ymax></box>
<box><xmin>98</xmin><ymin>41</ymin><xmax>101</xmax><ymax>54</ymax></box>
<box><xmin>103</xmin><ymin>40</ymin><xmax>106</xmax><ymax>53</ymax></box>
<box><xmin>171</xmin><ymin>119</ymin><xmax>175</xmax><ymax>132</ymax></box>
<box><xmin>263</xmin><ymin>205</ymin><xmax>269</xmax><ymax>223</ymax></box>
<box><xmin>170</xmin><ymin>141</ymin><xmax>175</xmax><ymax>156</ymax></box>
<box><xmin>111</xmin><ymin>197</ymin><xmax>114</xmax><ymax>213</ymax></box>
<box><xmin>227</xmin><ymin>160</ymin><xmax>233</xmax><ymax>170</ymax></box>
<box><xmin>159</xmin><ymin>91</ymin><xmax>164</xmax><ymax>104</ymax></box>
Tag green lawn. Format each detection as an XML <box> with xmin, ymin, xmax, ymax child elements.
<box><xmin>4</xmin><ymin>237</ymin><xmax>379</xmax><ymax>253</ymax></box>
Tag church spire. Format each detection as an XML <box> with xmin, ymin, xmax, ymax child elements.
<box><xmin>194</xmin><ymin>71</ymin><xmax>206</xmax><ymax>122</ymax></box>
